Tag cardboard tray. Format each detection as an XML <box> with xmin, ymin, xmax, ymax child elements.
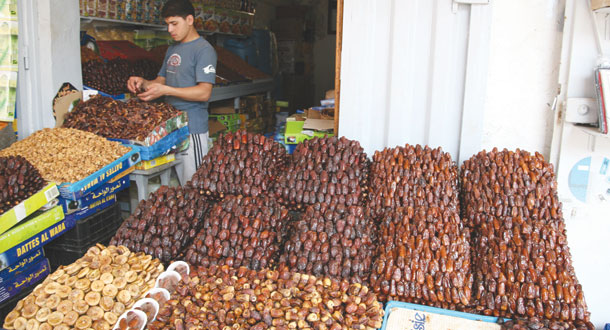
<box><xmin>135</xmin><ymin>154</ymin><xmax>176</xmax><ymax>170</ymax></box>
<box><xmin>0</xmin><ymin>218</ymin><xmax>73</xmax><ymax>268</ymax></box>
<box><xmin>380</xmin><ymin>301</ymin><xmax>501</xmax><ymax>330</ymax></box>
<box><xmin>284</xmin><ymin>119</ymin><xmax>333</xmax><ymax>144</ymax></box>
<box><xmin>64</xmin><ymin>193</ymin><xmax>117</xmax><ymax>222</ymax></box>
<box><xmin>0</xmin><ymin>206</ymin><xmax>65</xmax><ymax>255</ymax></box>
<box><xmin>58</xmin><ymin>176</ymin><xmax>129</xmax><ymax>215</ymax></box>
<box><xmin>117</xmin><ymin>126</ymin><xmax>189</xmax><ymax>161</ymax></box>
<box><xmin>0</xmin><ymin>258</ymin><xmax>49</xmax><ymax>305</ymax></box>
<box><xmin>108</xmin><ymin>112</ymin><xmax>188</xmax><ymax>147</ymax></box>
<box><xmin>0</xmin><ymin>184</ymin><xmax>59</xmax><ymax>236</ymax></box>
<box><xmin>0</xmin><ymin>249</ymin><xmax>44</xmax><ymax>286</ymax></box>
<box><xmin>83</xmin><ymin>85</ymin><xmax>130</xmax><ymax>100</ymax></box>
<box><xmin>58</xmin><ymin>146</ymin><xmax>140</xmax><ymax>200</ymax></box>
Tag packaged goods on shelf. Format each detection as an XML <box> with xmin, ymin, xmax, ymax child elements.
<box><xmin>274</xmin><ymin>136</ymin><xmax>367</xmax><ymax>210</ymax></box>
<box><xmin>2</xmin><ymin>244</ymin><xmax>165</xmax><ymax>330</ymax></box>
<box><xmin>134</xmin><ymin>154</ymin><xmax>176</xmax><ymax>170</ymax></box>
<box><xmin>461</xmin><ymin>149</ymin><xmax>591</xmax><ymax>326</ymax></box>
<box><xmin>183</xmin><ymin>194</ymin><xmax>288</xmax><ymax>270</ymax></box>
<box><xmin>189</xmin><ymin>131</ymin><xmax>287</xmax><ymax>200</ymax></box>
<box><xmin>0</xmin><ymin>71</ymin><xmax>17</xmax><ymax>122</ymax></box>
<box><xmin>110</xmin><ymin>186</ymin><xmax>211</xmax><ymax>264</ymax></box>
<box><xmin>0</xmin><ymin>258</ymin><xmax>49</xmax><ymax>306</ymax></box>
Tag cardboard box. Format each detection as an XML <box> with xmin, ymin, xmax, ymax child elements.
<box><xmin>0</xmin><ymin>184</ymin><xmax>60</xmax><ymax>236</ymax></box>
<box><xmin>135</xmin><ymin>154</ymin><xmax>176</xmax><ymax>170</ymax></box>
<box><xmin>64</xmin><ymin>194</ymin><xmax>117</xmax><ymax>222</ymax></box>
<box><xmin>0</xmin><ymin>206</ymin><xmax>64</xmax><ymax>255</ymax></box>
<box><xmin>380</xmin><ymin>301</ymin><xmax>500</xmax><ymax>330</ymax></box>
<box><xmin>210</xmin><ymin>105</ymin><xmax>236</xmax><ymax>115</ymax></box>
<box><xmin>58</xmin><ymin>176</ymin><xmax>129</xmax><ymax>215</ymax></box>
<box><xmin>0</xmin><ymin>248</ymin><xmax>44</xmax><ymax>285</ymax></box>
<box><xmin>58</xmin><ymin>147</ymin><xmax>140</xmax><ymax>200</ymax></box>
<box><xmin>284</xmin><ymin>118</ymin><xmax>333</xmax><ymax>144</ymax></box>
<box><xmin>0</xmin><ymin>218</ymin><xmax>73</xmax><ymax>264</ymax></box>
<box><xmin>119</xmin><ymin>125</ymin><xmax>189</xmax><ymax>161</ymax></box>
<box><xmin>0</xmin><ymin>258</ymin><xmax>49</xmax><ymax>305</ymax></box>
<box><xmin>592</xmin><ymin>0</ymin><xmax>610</xmax><ymax>10</ymax></box>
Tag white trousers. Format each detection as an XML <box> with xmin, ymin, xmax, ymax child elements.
<box><xmin>177</xmin><ymin>132</ymin><xmax>208</xmax><ymax>184</ymax></box>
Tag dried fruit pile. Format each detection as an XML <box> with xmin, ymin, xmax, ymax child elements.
<box><xmin>147</xmin><ymin>265</ymin><xmax>384</xmax><ymax>330</ymax></box>
<box><xmin>279</xmin><ymin>202</ymin><xmax>376</xmax><ymax>285</ymax></box>
<box><xmin>82</xmin><ymin>59</ymin><xmax>158</xmax><ymax>95</ymax></box>
<box><xmin>190</xmin><ymin>131</ymin><xmax>287</xmax><ymax>200</ymax></box>
<box><xmin>110</xmin><ymin>186</ymin><xmax>210</xmax><ymax>264</ymax></box>
<box><xmin>461</xmin><ymin>149</ymin><xmax>591</xmax><ymax>324</ymax></box>
<box><xmin>184</xmin><ymin>194</ymin><xmax>288</xmax><ymax>271</ymax></box>
<box><xmin>274</xmin><ymin>137</ymin><xmax>369</xmax><ymax>210</ymax></box>
<box><xmin>500</xmin><ymin>317</ymin><xmax>594</xmax><ymax>330</ymax></box>
<box><xmin>0</xmin><ymin>156</ymin><xmax>46</xmax><ymax>214</ymax></box>
<box><xmin>0</xmin><ymin>128</ymin><xmax>130</xmax><ymax>183</ymax></box>
<box><xmin>2</xmin><ymin>244</ymin><xmax>164</xmax><ymax>330</ymax></box>
<box><xmin>368</xmin><ymin>145</ymin><xmax>472</xmax><ymax>310</ymax></box>
<box><xmin>63</xmin><ymin>95</ymin><xmax>180</xmax><ymax>141</ymax></box>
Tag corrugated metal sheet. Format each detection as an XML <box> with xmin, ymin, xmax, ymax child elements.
<box><xmin>338</xmin><ymin>0</ymin><xmax>491</xmax><ymax>163</ymax></box>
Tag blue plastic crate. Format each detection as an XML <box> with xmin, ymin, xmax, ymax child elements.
<box><xmin>110</xmin><ymin>126</ymin><xmax>189</xmax><ymax>161</ymax></box>
<box><xmin>380</xmin><ymin>301</ymin><xmax>501</xmax><ymax>330</ymax></box>
<box><xmin>605</xmin><ymin>323</ymin><xmax>610</xmax><ymax>330</ymax></box>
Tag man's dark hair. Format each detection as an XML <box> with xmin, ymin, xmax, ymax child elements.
<box><xmin>161</xmin><ymin>0</ymin><xmax>195</xmax><ymax>19</ymax></box>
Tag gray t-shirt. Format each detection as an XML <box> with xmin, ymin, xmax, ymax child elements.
<box><xmin>159</xmin><ymin>37</ymin><xmax>216</xmax><ymax>134</ymax></box>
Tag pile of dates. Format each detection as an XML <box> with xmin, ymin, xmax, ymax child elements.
<box><xmin>110</xmin><ymin>186</ymin><xmax>210</xmax><ymax>264</ymax></box>
<box><xmin>63</xmin><ymin>95</ymin><xmax>180</xmax><ymax>141</ymax></box>
<box><xmin>461</xmin><ymin>148</ymin><xmax>561</xmax><ymax>222</ymax></box>
<box><xmin>184</xmin><ymin>194</ymin><xmax>288</xmax><ymax>270</ymax></box>
<box><xmin>148</xmin><ymin>265</ymin><xmax>384</xmax><ymax>330</ymax></box>
<box><xmin>0</xmin><ymin>156</ymin><xmax>45</xmax><ymax>214</ymax></box>
<box><xmin>367</xmin><ymin>145</ymin><xmax>472</xmax><ymax>309</ymax></box>
<box><xmin>82</xmin><ymin>58</ymin><xmax>159</xmax><ymax>95</ymax></box>
<box><xmin>189</xmin><ymin>131</ymin><xmax>287</xmax><ymax>200</ymax></box>
<box><xmin>278</xmin><ymin>202</ymin><xmax>376</xmax><ymax>285</ymax></box>
<box><xmin>368</xmin><ymin>144</ymin><xmax>460</xmax><ymax>218</ymax></box>
<box><xmin>461</xmin><ymin>149</ymin><xmax>591</xmax><ymax>324</ymax></box>
<box><xmin>499</xmin><ymin>317</ymin><xmax>594</xmax><ymax>330</ymax></box>
<box><xmin>274</xmin><ymin>137</ymin><xmax>369</xmax><ymax>210</ymax></box>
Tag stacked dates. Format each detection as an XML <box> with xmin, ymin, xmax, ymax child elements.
<box><xmin>0</xmin><ymin>156</ymin><xmax>46</xmax><ymax>214</ymax></box>
<box><xmin>274</xmin><ymin>137</ymin><xmax>369</xmax><ymax>210</ymax></box>
<box><xmin>461</xmin><ymin>149</ymin><xmax>591</xmax><ymax>327</ymax></box>
<box><xmin>63</xmin><ymin>95</ymin><xmax>180</xmax><ymax>141</ymax></box>
<box><xmin>279</xmin><ymin>202</ymin><xmax>376</xmax><ymax>285</ymax></box>
<box><xmin>184</xmin><ymin>194</ymin><xmax>288</xmax><ymax>270</ymax></box>
<box><xmin>148</xmin><ymin>265</ymin><xmax>385</xmax><ymax>330</ymax></box>
<box><xmin>82</xmin><ymin>59</ymin><xmax>159</xmax><ymax>95</ymax></box>
<box><xmin>368</xmin><ymin>145</ymin><xmax>473</xmax><ymax>310</ymax></box>
<box><xmin>190</xmin><ymin>131</ymin><xmax>287</xmax><ymax>200</ymax></box>
<box><xmin>110</xmin><ymin>186</ymin><xmax>209</xmax><ymax>264</ymax></box>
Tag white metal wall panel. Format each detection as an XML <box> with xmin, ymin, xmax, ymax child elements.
<box><xmin>339</xmin><ymin>0</ymin><xmax>490</xmax><ymax>162</ymax></box>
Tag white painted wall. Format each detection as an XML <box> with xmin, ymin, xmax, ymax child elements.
<box><xmin>17</xmin><ymin>0</ymin><xmax>81</xmax><ymax>138</ymax></box>
<box><xmin>481</xmin><ymin>0</ymin><xmax>565</xmax><ymax>158</ymax></box>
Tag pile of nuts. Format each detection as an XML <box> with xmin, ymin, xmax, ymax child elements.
<box><xmin>147</xmin><ymin>265</ymin><xmax>384</xmax><ymax>330</ymax></box>
<box><xmin>0</xmin><ymin>156</ymin><xmax>46</xmax><ymax>214</ymax></box>
<box><xmin>2</xmin><ymin>244</ymin><xmax>164</xmax><ymax>330</ymax></box>
<box><xmin>274</xmin><ymin>137</ymin><xmax>369</xmax><ymax>210</ymax></box>
<box><xmin>367</xmin><ymin>145</ymin><xmax>472</xmax><ymax>309</ymax></box>
<box><xmin>279</xmin><ymin>202</ymin><xmax>376</xmax><ymax>285</ymax></box>
<box><xmin>461</xmin><ymin>149</ymin><xmax>590</xmax><ymax>324</ymax></box>
<box><xmin>0</xmin><ymin>128</ymin><xmax>130</xmax><ymax>183</ymax></box>
<box><xmin>110</xmin><ymin>186</ymin><xmax>210</xmax><ymax>264</ymax></box>
<box><xmin>82</xmin><ymin>59</ymin><xmax>159</xmax><ymax>95</ymax></box>
<box><xmin>184</xmin><ymin>194</ymin><xmax>288</xmax><ymax>271</ymax></box>
<box><xmin>499</xmin><ymin>317</ymin><xmax>595</xmax><ymax>330</ymax></box>
<box><xmin>189</xmin><ymin>131</ymin><xmax>287</xmax><ymax>200</ymax></box>
<box><xmin>63</xmin><ymin>95</ymin><xmax>180</xmax><ymax>141</ymax></box>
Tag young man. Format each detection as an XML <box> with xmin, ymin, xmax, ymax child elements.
<box><xmin>127</xmin><ymin>0</ymin><xmax>216</xmax><ymax>182</ymax></box>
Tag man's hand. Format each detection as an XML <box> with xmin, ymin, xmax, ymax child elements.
<box><xmin>127</xmin><ymin>76</ymin><xmax>146</xmax><ymax>94</ymax></box>
<box><xmin>137</xmin><ymin>82</ymin><xmax>167</xmax><ymax>101</ymax></box>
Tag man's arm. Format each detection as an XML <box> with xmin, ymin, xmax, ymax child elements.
<box><xmin>136</xmin><ymin>82</ymin><xmax>213</xmax><ymax>102</ymax></box>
